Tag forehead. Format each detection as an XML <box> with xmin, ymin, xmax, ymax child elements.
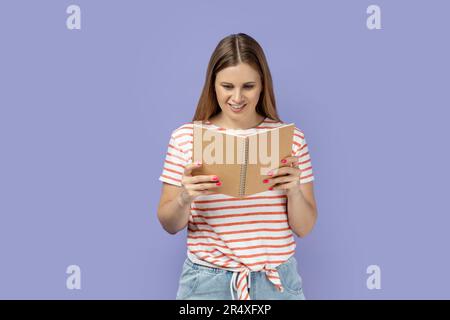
<box><xmin>216</xmin><ymin>63</ymin><xmax>259</xmax><ymax>83</ymax></box>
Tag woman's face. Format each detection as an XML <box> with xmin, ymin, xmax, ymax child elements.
<box><xmin>214</xmin><ymin>63</ymin><xmax>262</xmax><ymax>120</ymax></box>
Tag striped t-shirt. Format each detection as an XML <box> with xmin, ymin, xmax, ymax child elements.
<box><xmin>159</xmin><ymin>117</ymin><xmax>314</xmax><ymax>300</ymax></box>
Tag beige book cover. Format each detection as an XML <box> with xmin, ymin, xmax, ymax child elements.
<box><xmin>192</xmin><ymin>122</ymin><xmax>295</xmax><ymax>198</ymax></box>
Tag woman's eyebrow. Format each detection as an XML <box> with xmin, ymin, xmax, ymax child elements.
<box><xmin>220</xmin><ymin>81</ymin><xmax>256</xmax><ymax>85</ymax></box>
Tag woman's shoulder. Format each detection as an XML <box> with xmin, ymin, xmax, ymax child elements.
<box><xmin>293</xmin><ymin>126</ymin><xmax>305</xmax><ymax>137</ymax></box>
<box><xmin>168</xmin><ymin>121</ymin><xmax>195</xmax><ymax>142</ymax></box>
<box><xmin>267</xmin><ymin>118</ymin><xmax>308</xmax><ymax>147</ymax></box>
<box><xmin>291</xmin><ymin>124</ymin><xmax>309</xmax><ymax>150</ymax></box>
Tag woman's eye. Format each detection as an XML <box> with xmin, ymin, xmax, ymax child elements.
<box><xmin>223</xmin><ymin>85</ymin><xmax>254</xmax><ymax>90</ymax></box>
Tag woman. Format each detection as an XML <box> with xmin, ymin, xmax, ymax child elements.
<box><xmin>157</xmin><ymin>33</ymin><xmax>318</xmax><ymax>300</ymax></box>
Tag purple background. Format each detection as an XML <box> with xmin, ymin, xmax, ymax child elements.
<box><xmin>1</xmin><ymin>0</ymin><xmax>449</xmax><ymax>299</ymax></box>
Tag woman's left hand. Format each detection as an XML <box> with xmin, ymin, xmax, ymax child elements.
<box><xmin>264</xmin><ymin>156</ymin><xmax>303</xmax><ymax>195</ymax></box>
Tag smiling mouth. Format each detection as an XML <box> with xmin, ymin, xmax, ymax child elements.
<box><xmin>228</xmin><ymin>103</ymin><xmax>247</xmax><ymax>110</ymax></box>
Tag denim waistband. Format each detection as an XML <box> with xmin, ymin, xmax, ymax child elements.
<box><xmin>184</xmin><ymin>255</ymin><xmax>296</xmax><ymax>275</ymax></box>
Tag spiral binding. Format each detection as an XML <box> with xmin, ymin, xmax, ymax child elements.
<box><xmin>239</xmin><ymin>138</ymin><xmax>249</xmax><ymax>197</ymax></box>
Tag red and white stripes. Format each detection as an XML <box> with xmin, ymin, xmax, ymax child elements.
<box><xmin>159</xmin><ymin>117</ymin><xmax>314</xmax><ymax>300</ymax></box>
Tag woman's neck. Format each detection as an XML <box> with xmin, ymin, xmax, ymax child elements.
<box><xmin>208</xmin><ymin>113</ymin><xmax>265</xmax><ymax>130</ymax></box>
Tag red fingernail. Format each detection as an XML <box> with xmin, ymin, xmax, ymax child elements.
<box><xmin>216</xmin><ymin>182</ymin><xmax>222</xmax><ymax>186</ymax></box>
<box><xmin>212</xmin><ymin>176</ymin><xmax>219</xmax><ymax>181</ymax></box>
<box><xmin>281</xmin><ymin>159</ymin><xmax>287</xmax><ymax>164</ymax></box>
<box><xmin>263</xmin><ymin>179</ymin><xmax>269</xmax><ymax>184</ymax></box>
<box><xmin>268</xmin><ymin>187</ymin><xmax>273</xmax><ymax>190</ymax></box>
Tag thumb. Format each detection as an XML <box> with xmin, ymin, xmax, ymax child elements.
<box><xmin>184</xmin><ymin>160</ymin><xmax>201</xmax><ymax>177</ymax></box>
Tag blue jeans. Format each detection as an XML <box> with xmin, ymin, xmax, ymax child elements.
<box><xmin>175</xmin><ymin>255</ymin><xmax>306</xmax><ymax>300</ymax></box>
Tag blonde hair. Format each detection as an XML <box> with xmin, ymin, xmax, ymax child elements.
<box><xmin>192</xmin><ymin>33</ymin><xmax>282</xmax><ymax>122</ymax></box>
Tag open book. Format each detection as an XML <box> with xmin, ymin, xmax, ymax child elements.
<box><xmin>192</xmin><ymin>121</ymin><xmax>295</xmax><ymax>198</ymax></box>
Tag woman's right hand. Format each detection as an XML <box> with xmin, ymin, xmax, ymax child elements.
<box><xmin>179</xmin><ymin>161</ymin><xmax>221</xmax><ymax>205</ymax></box>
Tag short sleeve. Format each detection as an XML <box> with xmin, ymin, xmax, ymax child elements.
<box><xmin>158</xmin><ymin>132</ymin><xmax>188</xmax><ymax>187</ymax></box>
<box><xmin>292</xmin><ymin>129</ymin><xmax>315</xmax><ymax>184</ymax></box>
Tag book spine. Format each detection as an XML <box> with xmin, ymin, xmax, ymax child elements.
<box><xmin>239</xmin><ymin>138</ymin><xmax>249</xmax><ymax>197</ymax></box>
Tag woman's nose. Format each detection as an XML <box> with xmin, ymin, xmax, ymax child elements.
<box><xmin>231</xmin><ymin>90</ymin><xmax>244</xmax><ymax>103</ymax></box>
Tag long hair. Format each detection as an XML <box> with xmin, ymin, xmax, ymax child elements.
<box><xmin>192</xmin><ymin>33</ymin><xmax>282</xmax><ymax>122</ymax></box>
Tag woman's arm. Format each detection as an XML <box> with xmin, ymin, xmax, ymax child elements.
<box><xmin>265</xmin><ymin>156</ymin><xmax>318</xmax><ymax>238</ymax></box>
<box><xmin>157</xmin><ymin>162</ymin><xmax>220</xmax><ymax>235</ymax></box>
<box><xmin>286</xmin><ymin>182</ymin><xmax>318</xmax><ymax>238</ymax></box>
<box><xmin>157</xmin><ymin>184</ymin><xmax>192</xmax><ymax>235</ymax></box>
